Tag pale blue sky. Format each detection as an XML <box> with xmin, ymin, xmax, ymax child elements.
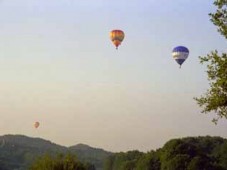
<box><xmin>0</xmin><ymin>0</ymin><xmax>226</xmax><ymax>152</ymax></box>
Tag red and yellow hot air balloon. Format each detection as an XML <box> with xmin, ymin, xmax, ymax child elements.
<box><xmin>110</xmin><ymin>30</ymin><xmax>125</xmax><ymax>49</ymax></box>
<box><xmin>34</xmin><ymin>122</ymin><xmax>40</xmax><ymax>129</ymax></box>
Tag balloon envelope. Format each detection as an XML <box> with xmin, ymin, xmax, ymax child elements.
<box><xmin>34</xmin><ymin>122</ymin><xmax>40</xmax><ymax>128</ymax></box>
<box><xmin>110</xmin><ymin>30</ymin><xmax>125</xmax><ymax>49</ymax></box>
<box><xmin>172</xmin><ymin>46</ymin><xmax>189</xmax><ymax>67</ymax></box>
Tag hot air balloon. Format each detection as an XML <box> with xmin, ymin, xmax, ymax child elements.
<box><xmin>34</xmin><ymin>122</ymin><xmax>40</xmax><ymax>129</ymax></box>
<box><xmin>172</xmin><ymin>46</ymin><xmax>189</xmax><ymax>68</ymax></box>
<box><xmin>110</xmin><ymin>30</ymin><xmax>125</xmax><ymax>49</ymax></box>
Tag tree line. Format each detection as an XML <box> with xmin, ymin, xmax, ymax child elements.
<box><xmin>104</xmin><ymin>136</ymin><xmax>227</xmax><ymax>170</ymax></box>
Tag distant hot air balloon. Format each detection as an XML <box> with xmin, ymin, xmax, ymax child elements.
<box><xmin>172</xmin><ymin>46</ymin><xmax>189</xmax><ymax>68</ymax></box>
<box><xmin>110</xmin><ymin>30</ymin><xmax>125</xmax><ymax>49</ymax></box>
<box><xmin>34</xmin><ymin>122</ymin><xmax>40</xmax><ymax>129</ymax></box>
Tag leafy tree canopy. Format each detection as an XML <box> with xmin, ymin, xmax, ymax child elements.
<box><xmin>195</xmin><ymin>0</ymin><xmax>227</xmax><ymax>123</ymax></box>
<box><xmin>29</xmin><ymin>153</ymin><xmax>92</xmax><ymax>170</ymax></box>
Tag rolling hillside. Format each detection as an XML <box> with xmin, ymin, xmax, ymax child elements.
<box><xmin>0</xmin><ymin>135</ymin><xmax>112</xmax><ymax>170</ymax></box>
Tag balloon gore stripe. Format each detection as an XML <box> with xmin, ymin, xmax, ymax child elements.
<box><xmin>172</xmin><ymin>46</ymin><xmax>189</xmax><ymax>67</ymax></box>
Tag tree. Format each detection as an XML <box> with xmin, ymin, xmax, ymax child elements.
<box><xmin>194</xmin><ymin>0</ymin><xmax>227</xmax><ymax>123</ymax></box>
<box><xmin>135</xmin><ymin>151</ymin><xmax>161</xmax><ymax>170</ymax></box>
<box><xmin>103</xmin><ymin>151</ymin><xmax>143</xmax><ymax>170</ymax></box>
<box><xmin>29</xmin><ymin>153</ymin><xmax>89</xmax><ymax>170</ymax></box>
<box><xmin>187</xmin><ymin>156</ymin><xmax>222</xmax><ymax>170</ymax></box>
<box><xmin>103</xmin><ymin>155</ymin><xmax>115</xmax><ymax>170</ymax></box>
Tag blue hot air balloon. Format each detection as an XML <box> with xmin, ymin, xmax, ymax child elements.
<box><xmin>172</xmin><ymin>46</ymin><xmax>189</xmax><ymax>68</ymax></box>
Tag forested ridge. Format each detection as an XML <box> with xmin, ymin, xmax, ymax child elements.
<box><xmin>0</xmin><ymin>135</ymin><xmax>112</xmax><ymax>170</ymax></box>
<box><xmin>104</xmin><ymin>136</ymin><xmax>227</xmax><ymax>170</ymax></box>
<box><xmin>0</xmin><ymin>135</ymin><xmax>227</xmax><ymax>170</ymax></box>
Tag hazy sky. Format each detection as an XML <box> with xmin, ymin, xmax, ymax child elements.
<box><xmin>0</xmin><ymin>0</ymin><xmax>226</xmax><ymax>152</ymax></box>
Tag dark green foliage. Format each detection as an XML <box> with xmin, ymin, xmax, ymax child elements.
<box><xmin>29</xmin><ymin>153</ymin><xmax>87</xmax><ymax>170</ymax></box>
<box><xmin>103</xmin><ymin>155</ymin><xmax>115</xmax><ymax>170</ymax></box>
<box><xmin>160</xmin><ymin>136</ymin><xmax>227</xmax><ymax>170</ymax></box>
<box><xmin>166</xmin><ymin>154</ymin><xmax>190</xmax><ymax>170</ymax></box>
<box><xmin>135</xmin><ymin>151</ymin><xmax>161</xmax><ymax>170</ymax></box>
<box><xmin>0</xmin><ymin>135</ymin><xmax>111</xmax><ymax>170</ymax></box>
<box><xmin>210</xmin><ymin>0</ymin><xmax>227</xmax><ymax>39</ymax></box>
<box><xmin>0</xmin><ymin>135</ymin><xmax>66</xmax><ymax>170</ymax></box>
<box><xmin>212</xmin><ymin>142</ymin><xmax>227</xmax><ymax>168</ymax></box>
<box><xmin>194</xmin><ymin>0</ymin><xmax>227</xmax><ymax>123</ymax></box>
<box><xmin>69</xmin><ymin>144</ymin><xmax>112</xmax><ymax>170</ymax></box>
<box><xmin>187</xmin><ymin>156</ymin><xmax>223</xmax><ymax>170</ymax></box>
<box><xmin>84</xmin><ymin>162</ymin><xmax>96</xmax><ymax>170</ymax></box>
<box><xmin>104</xmin><ymin>150</ymin><xmax>143</xmax><ymax>170</ymax></box>
<box><xmin>104</xmin><ymin>136</ymin><xmax>227</xmax><ymax>170</ymax></box>
<box><xmin>1</xmin><ymin>135</ymin><xmax>227</xmax><ymax>170</ymax></box>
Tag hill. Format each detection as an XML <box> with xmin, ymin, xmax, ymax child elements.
<box><xmin>0</xmin><ymin>135</ymin><xmax>112</xmax><ymax>170</ymax></box>
<box><xmin>69</xmin><ymin>144</ymin><xmax>112</xmax><ymax>169</ymax></box>
<box><xmin>1</xmin><ymin>135</ymin><xmax>227</xmax><ymax>170</ymax></box>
